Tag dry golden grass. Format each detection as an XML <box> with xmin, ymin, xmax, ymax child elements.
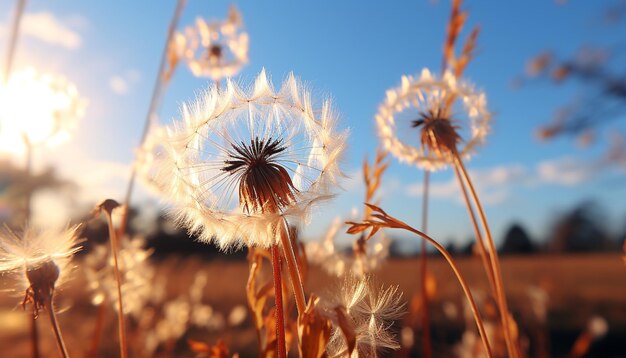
<box><xmin>0</xmin><ymin>253</ymin><xmax>623</xmax><ymax>357</ymax></box>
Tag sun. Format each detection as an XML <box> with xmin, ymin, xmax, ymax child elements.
<box><xmin>0</xmin><ymin>68</ymin><xmax>86</xmax><ymax>155</ymax></box>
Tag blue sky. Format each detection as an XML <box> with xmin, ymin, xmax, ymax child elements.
<box><xmin>1</xmin><ymin>0</ymin><xmax>625</xmax><ymax>249</ymax></box>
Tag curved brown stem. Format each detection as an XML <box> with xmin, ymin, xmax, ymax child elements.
<box><xmin>398</xmin><ymin>225</ymin><xmax>493</xmax><ymax>358</ymax></box>
<box><xmin>103</xmin><ymin>211</ymin><xmax>128</xmax><ymax>358</ymax></box>
<box><xmin>120</xmin><ymin>0</ymin><xmax>187</xmax><ymax>236</ymax></box>
<box><xmin>454</xmin><ymin>155</ymin><xmax>517</xmax><ymax>358</ymax></box>
<box><xmin>30</xmin><ymin>309</ymin><xmax>40</xmax><ymax>358</ymax></box>
<box><xmin>271</xmin><ymin>245</ymin><xmax>287</xmax><ymax>358</ymax></box>
<box><xmin>420</xmin><ymin>170</ymin><xmax>432</xmax><ymax>358</ymax></box>
<box><xmin>3</xmin><ymin>0</ymin><xmax>26</xmax><ymax>82</ymax></box>
<box><xmin>279</xmin><ymin>217</ymin><xmax>306</xmax><ymax>315</ymax></box>
<box><xmin>45</xmin><ymin>295</ymin><xmax>69</xmax><ymax>358</ymax></box>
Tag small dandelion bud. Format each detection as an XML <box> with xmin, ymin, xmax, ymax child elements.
<box><xmin>24</xmin><ymin>260</ymin><xmax>60</xmax><ymax>315</ymax></box>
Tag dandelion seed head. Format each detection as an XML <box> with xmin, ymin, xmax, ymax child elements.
<box><xmin>0</xmin><ymin>225</ymin><xmax>82</xmax><ymax>314</ymax></box>
<box><xmin>376</xmin><ymin>68</ymin><xmax>491</xmax><ymax>170</ymax></box>
<box><xmin>177</xmin><ymin>5</ymin><xmax>248</xmax><ymax>81</ymax></box>
<box><xmin>155</xmin><ymin>70</ymin><xmax>346</xmax><ymax>249</ymax></box>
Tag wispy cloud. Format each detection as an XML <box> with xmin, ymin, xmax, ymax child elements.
<box><xmin>109</xmin><ymin>70</ymin><xmax>141</xmax><ymax>95</ymax></box>
<box><xmin>406</xmin><ymin>157</ymin><xmax>600</xmax><ymax>205</ymax></box>
<box><xmin>18</xmin><ymin>12</ymin><xmax>83</xmax><ymax>49</ymax></box>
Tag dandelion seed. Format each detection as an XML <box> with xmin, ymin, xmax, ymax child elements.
<box><xmin>176</xmin><ymin>5</ymin><xmax>249</xmax><ymax>81</ymax></box>
<box><xmin>375</xmin><ymin>68</ymin><xmax>491</xmax><ymax>170</ymax></box>
<box><xmin>155</xmin><ymin>69</ymin><xmax>346</xmax><ymax>249</ymax></box>
<box><xmin>327</xmin><ymin>276</ymin><xmax>405</xmax><ymax>358</ymax></box>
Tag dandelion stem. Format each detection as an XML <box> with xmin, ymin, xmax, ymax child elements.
<box><xmin>454</xmin><ymin>155</ymin><xmax>517</xmax><ymax>358</ymax></box>
<box><xmin>103</xmin><ymin>211</ymin><xmax>128</xmax><ymax>358</ymax></box>
<box><xmin>45</xmin><ymin>295</ymin><xmax>69</xmax><ymax>358</ymax></box>
<box><xmin>88</xmin><ymin>302</ymin><xmax>107</xmax><ymax>358</ymax></box>
<box><xmin>391</xmin><ymin>224</ymin><xmax>493</xmax><ymax>358</ymax></box>
<box><xmin>279</xmin><ymin>217</ymin><xmax>307</xmax><ymax>315</ymax></box>
<box><xmin>270</xmin><ymin>244</ymin><xmax>287</xmax><ymax>358</ymax></box>
<box><xmin>23</xmin><ymin>136</ymin><xmax>32</xmax><ymax>223</ymax></box>
<box><xmin>120</xmin><ymin>0</ymin><xmax>187</xmax><ymax>236</ymax></box>
<box><xmin>419</xmin><ymin>170</ymin><xmax>432</xmax><ymax>358</ymax></box>
<box><xmin>3</xmin><ymin>0</ymin><xmax>26</xmax><ymax>83</ymax></box>
<box><xmin>30</xmin><ymin>310</ymin><xmax>40</xmax><ymax>358</ymax></box>
<box><xmin>452</xmin><ymin>164</ymin><xmax>497</xmax><ymax>296</ymax></box>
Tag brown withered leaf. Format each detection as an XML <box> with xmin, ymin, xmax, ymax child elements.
<box><xmin>298</xmin><ymin>295</ymin><xmax>332</xmax><ymax>358</ymax></box>
<box><xmin>187</xmin><ymin>339</ymin><xmax>232</xmax><ymax>358</ymax></box>
<box><xmin>334</xmin><ymin>306</ymin><xmax>357</xmax><ymax>356</ymax></box>
<box><xmin>443</xmin><ymin>0</ymin><xmax>467</xmax><ymax>70</ymax></box>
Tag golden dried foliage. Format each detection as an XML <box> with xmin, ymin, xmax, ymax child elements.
<box><xmin>297</xmin><ymin>295</ymin><xmax>332</xmax><ymax>358</ymax></box>
<box><xmin>363</xmin><ymin>149</ymin><xmax>390</xmax><ymax>220</ymax></box>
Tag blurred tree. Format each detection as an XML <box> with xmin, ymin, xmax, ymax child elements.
<box><xmin>518</xmin><ymin>1</ymin><xmax>626</xmax><ymax>166</ymax></box>
<box><xmin>500</xmin><ymin>223</ymin><xmax>536</xmax><ymax>255</ymax></box>
<box><xmin>0</xmin><ymin>159</ymin><xmax>75</xmax><ymax>226</ymax></box>
<box><xmin>547</xmin><ymin>201</ymin><xmax>613</xmax><ymax>252</ymax></box>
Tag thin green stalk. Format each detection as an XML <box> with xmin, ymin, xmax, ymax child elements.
<box><xmin>454</xmin><ymin>155</ymin><xmax>517</xmax><ymax>358</ymax></box>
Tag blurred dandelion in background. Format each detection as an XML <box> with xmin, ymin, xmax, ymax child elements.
<box><xmin>176</xmin><ymin>5</ymin><xmax>249</xmax><ymax>81</ymax></box>
<box><xmin>84</xmin><ymin>236</ymin><xmax>161</xmax><ymax>317</ymax></box>
<box><xmin>306</xmin><ymin>217</ymin><xmax>390</xmax><ymax>278</ymax></box>
<box><xmin>376</xmin><ymin>68</ymin><xmax>490</xmax><ymax>170</ymax></box>
<box><xmin>0</xmin><ymin>68</ymin><xmax>86</xmax><ymax>154</ymax></box>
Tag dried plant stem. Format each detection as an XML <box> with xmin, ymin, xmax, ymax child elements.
<box><xmin>279</xmin><ymin>217</ymin><xmax>306</xmax><ymax>315</ymax></box>
<box><xmin>452</xmin><ymin>164</ymin><xmax>497</xmax><ymax>296</ymax></box>
<box><xmin>270</xmin><ymin>245</ymin><xmax>287</xmax><ymax>358</ymax></box>
<box><xmin>30</xmin><ymin>310</ymin><xmax>40</xmax><ymax>358</ymax></box>
<box><xmin>3</xmin><ymin>0</ymin><xmax>26</xmax><ymax>82</ymax></box>
<box><xmin>120</xmin><ymin>0</ymin><xmax>187</xmax><ymax>236</ymax></box>
<box><xmin>45</xmin><ymin>295</ymin><xmax>69</xmax><ymax>358</ymax></box>
<box><xmin>88</xmin><ymin>303</ymin><xmax>107</xmax><ymax>358</ymax></box>
<box><xmin>395</xmin><ymin>225</ymin><xmax>492</xmax><ymax>357</ymax></box>
<box><xmin>419</xmin><ymin>170</ymin><xmax>432</xmax><ymax>358</ymax></box>
<box><xmin>454</xmin><ymin>155</ymin><xmax>517</xmax><ymax>358</ymax></box>
<box><xmin>103</xmin><ymin>211</ymin><xmax>128</xmax><ymax>358</ymax></box>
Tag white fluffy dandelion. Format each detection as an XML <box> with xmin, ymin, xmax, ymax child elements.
<box><xmin>306</xmin><ymin>217</ymin><xmax>390</xmax><ymax>278</ymax></box>
<box><xmin>0</xmin><ymin>225</ymin><xmax>82</xmax><ymax>300</ymax></box>
<box><xmin>327</xmin><ymin>276</ymin><xmax>405</xmax><ymax>358</ymax></box>
<box><xmin>176</xmin><ymin>5</ymin><xmax>249</xmax><ymax>81</ymax></box>
<box><xmin>84</xmin><ymin>236</ymin><xmax>160</xmax><ymax>317</ymax></box>
<box><xmin>375</xmin><ymin>68</ymin><xmax>491</xmax><ymax>170</ymax></box>
<box><xmin>0</xmin><ymin>225</ymin><xmax>81</xmax><ymax>357</ymax></box>
<box><xmin>155</xmin><ymin>69</ymin><xmax>346</xmax><ymax>249</ymax></box>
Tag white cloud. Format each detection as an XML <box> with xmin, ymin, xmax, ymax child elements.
<box><xmin>535</xmin><ymin>157</ymin><xmax>593</xmax><ymax>186</ymax></box>
<box><xmin>405</xmin><ymin>157</ymin><xmax>598</xmax><ymax>206</ymax></box>
<box><xmin>109</xmin><ymin>70</ymin><xmax>141</xmax><ymax>95</ymax></box>
<box><xmin>20</xmin><ymin>12</ymin><xmax>82</xmax><ymax>49</ymax></box>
